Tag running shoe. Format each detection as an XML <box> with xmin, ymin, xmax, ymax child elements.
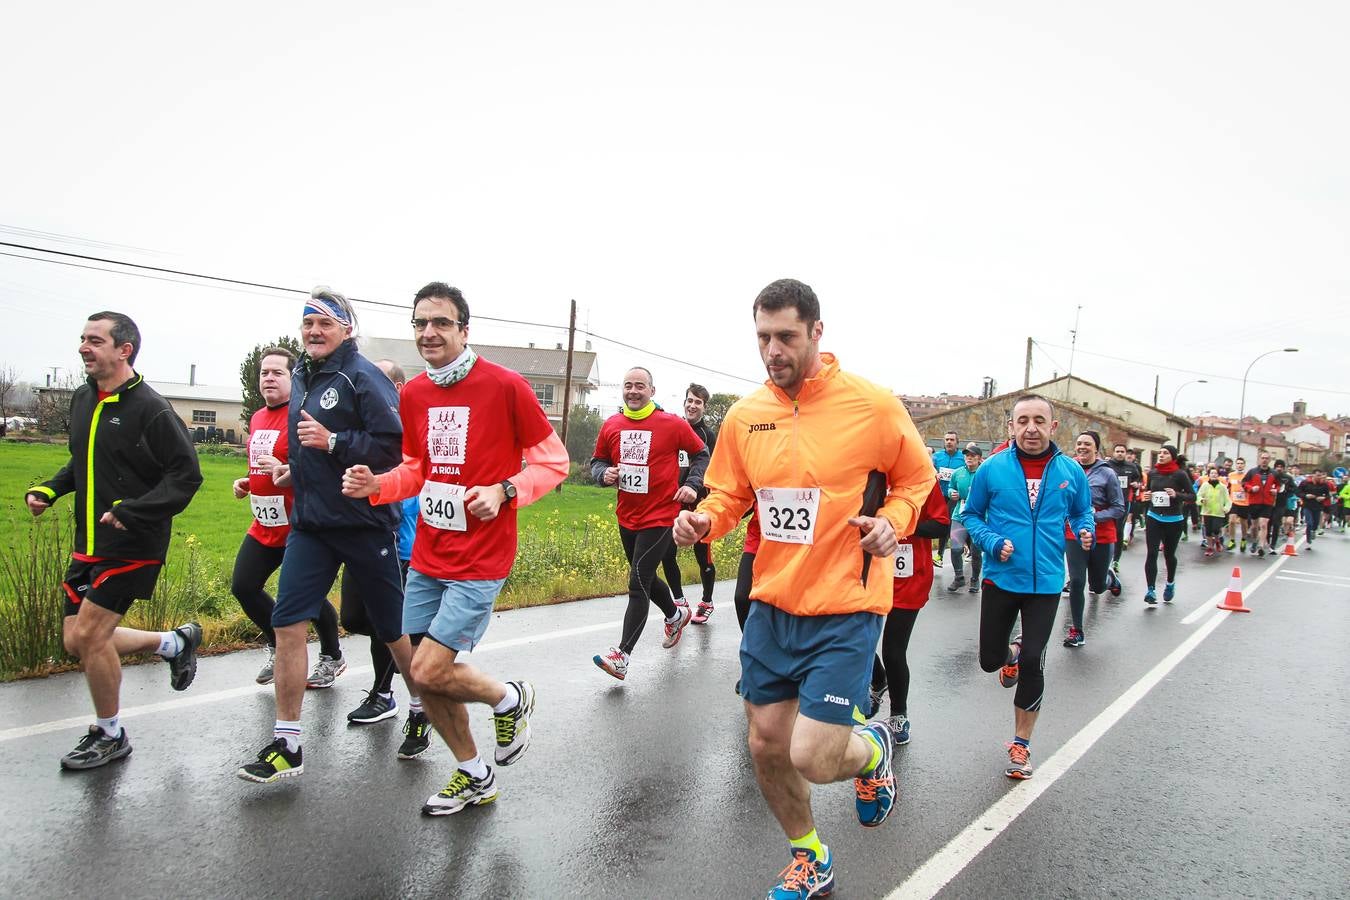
<box><xmin>1108</xmin><ymin>573</ymin><xmax>1122</xmax><ymax>598</ymax></box>
<box><xmin>886</xmin><ymin>715</ymin><xmax>911</xmax><ymax>746</ymax></box>
<box><xmin>691</xmin><ymin>600</ymin><xmax>714</xmax><ymax>624</ymax></box>
<box><xmin>237</xmin><ymin>738</ymin><xmax>303</xmax><ymax>783</ymax></box>
<box><xmin>398</xmin><ymin>711</ymin><xmax>432</xmax><ymax>759</ymax></box>
<box><xmin>1005</xmin><ymin>742</ymin><xmax>1033</xmax><ymax>780</ymax></box>
<box><xmin>968</xmin><ymin>582</ymin><xmax>979</xmax><ymax>594</ymax></box>
<box><xmin>1112</xmin><ymin>559</ymin><xmax>1120</xmax><ymax>574</ymax></box>
<box><xmin>946</xmin><ymin>576</ymin><xmax>967</xmax><ymax>593</ymax></box>
<box><xmin>767</xmin><ymin>846</ymin><xmax>833</xmax><ymax>900</ymax></box>
<box><xmin>674</xmin><ymin>597</ymin><xmax>689</xmax><ymax>611</ymax></box>
<box><xmin>1163</xmin><ymin>582</ymin><xmax>1175</xmax><ymax>602</ymax></box>
<box><xmin>1180</xmin><ymin>530</ymin><xmax>1188</xmax><ymax>542</ymax></box>
<box><xmin>306</xmin><ymin>653</ymin><xmax>347</xmax><ymax>689</ymax></box>
<box><xmin>255</xmin><ymin>645</ymin><xmax>276</xmax><ymax>686</ymax></box>
<box><xmin>1063</xmin><ymin>626</ymin><xmax>1084</xmax><ymax>648</ymax></box>
<box><xmin>932</xmin><ymin>551</ymin><xmax>942</xmax><ymax>566</ymax></box>
<box><xmin>1203</xmin><ymin>548</ymin><xmax>1215</xmax><ymax>559</ymax></box>
<box><xmin>1239</xmin><ymin>542</ymin><xmax>1246</xmax><ymax>553</ymax></box>
<box><xmin>422</xmin><ymin>767</ymin><xmax>499</xmax><ymax>816</ymax></box>
<box><xmin>1061</xmin><ymin>582</ymin><xmax>1070</xmax><ymax>594</ymax></box>
<box><xmin>492</xmin><ymin>680</ymin><xmax>535</xmax><ymax>766</ymax></box>
<box><xmin>60</xmin><ymin>725</ymin><xmax>131</xmax><ymax>770</ymax></box>
<box><xmin>999</xmin><ymin>636</ymin><xmax>1022</xmax><ymax>688</ymax></box>
<box><xmin>1144</xmin><ymin>587</ymin><xmax>1158</xmax><ymax>605</ymax></box>
<box><xmin>166</xmin><ymin>622</ymin><xmax>202</xmax><ymax>691</ymax></box>
<box><xmin>854</xmin><ymin>722</ymin><xmax>896</xmax><ymax>827</ymax></box>
<box><xmin>593</xmin><ymin>646</ymin><xmax>629</xmax><ymax>680</ymax></box>
<box><xmin>1257</xmin><ymin>546</ymin><xmax>1266</xmax><ymax>558</ymax></box>
<box><xmin>347</xmin><ymin>690</ymin><xmax>399</xmax><ymax>724</ymax></box>
<box><xmin>867</xmin><ymin>683</ymin><xmax>887</xmax><ymax>719</ymax></box>
<box><xmin>662</xmin><ymin>603</ymin><xmax>693</xmax><ymax>648</ymax></box>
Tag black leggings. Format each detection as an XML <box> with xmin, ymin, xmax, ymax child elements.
<box><xmin>341</xmin><ymin>559</ymin><xmax>417</xmax><ymax>694</ymax></box>
<box><xmin>978</xmin><ymin>582</ymin><xmax>1058</xmax><ymax>712</ymax></box>
<box><xmin>659</xmin><ymin>540</ymin><xmax>717</xmax><ymax>603</ymax></box>
<box><xmin>734</xmin><ymin>551</ymin><xmax>755</xmax><ymax>631</ymax></box>
<box><xmin>1064</xmin><ymin>539</ymin><xmax>1115</xmax><ymax>630</ymax></box>
<box><xmin>869</xmin><ymin>607</ymin><xmax>920</xmax><ymax>717</ymax></box>
<box><xmin>1144</xmin><ymin>517</ymin><xmax>1184</xmax><ymax>586</ymax></box>
<box><xmin>617</xmin><ymin>526</ymin><xmax>677</xmax><ymax>655</ymax></box>
<box><xmin>231</xmin><ymin>534</ymin><xmax>340</xmax><ymax>657</ymax></box>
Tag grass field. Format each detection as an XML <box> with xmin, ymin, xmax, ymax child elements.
<box><xmin>0</xmin><ymin>440</ymin><xmax>745</xmax><ymax>678</ymax></box>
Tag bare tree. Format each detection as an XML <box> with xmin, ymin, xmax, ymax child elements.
<box><xmin>0</xmin><ymin>365</ymin><xmax>17</xmax><ymax>431</ymax></box>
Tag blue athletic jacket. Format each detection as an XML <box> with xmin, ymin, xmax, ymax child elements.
<box><xmin>931</xmin><ymin>448</ymin><xmax>964</xmax><ymax>491</ymax></box>
<box><xmin>962</xmin><ymin>442</ymin><xmax>1094</xmax><ymax>594</ymax></box>
<box><xmin>287</xmin><ymin>339</ymin><xmax>402</xmax><ymax>532</ymax></box>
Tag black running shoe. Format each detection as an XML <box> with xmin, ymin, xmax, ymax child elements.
<box><xmin>347</xmin><ymin>690</ymin><xmax>399</xmax><ymax>725</ymax></box>
<box><xmin>60</xmin><ymin>726</ymin><xmax>132</xmax><ymax>770</ymax></box>
<box><xmin>237</xmin><ymin>738</ymin><xmax>303</xmax><ymax>783</ymax></box>
<box><xmin>399</xmin><ymin>711</ymin><xmax>432</xmax><ymax>759</ymax></box>
<box><xmin>946</xmin><ymin>577</ymin><xmax>966</xmax><ymax>593</ymax></box>
<box><xmin>166</xmin><ymin>622</ymin><xmax>203</xmax><ymax>691</ymax></box>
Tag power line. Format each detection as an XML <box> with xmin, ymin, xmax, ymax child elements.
<box><xmin>2</xmin><ymin>238</ymin><xmax>762</xmax><ymax>387</ymax></box>
<box><xmin>1036</xmin><ymin>340</ymin><xmax>1350</xmax><ymax>397</ymax></box>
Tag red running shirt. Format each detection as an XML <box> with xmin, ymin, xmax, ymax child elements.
<box><xmin>594</xmin><ymin>411</ymin><xmax>706</xmax><ymax>531</ymax></box>
<box><xmin>400</xmin><ymin>362</ymin><xmax>555</xmax><ymax>581</ymax></box>
<box><xmin>744</xmin><ymin>509</ymin><xmax>761</xmax><ymax>555</ymax></box>
<box><xmin>891</xmin><ymin>481</ymin><xmax>952</xmax><ymax>610</ymax></box>
<box><xmin>246</xmin><ymin>404</ymin><xmax>292</xmax><ymax>548</ymax></box>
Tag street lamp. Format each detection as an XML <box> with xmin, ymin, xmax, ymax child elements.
<box><xmin>1236</xmin><ymin>348</ymin><xmax>1298</xmax><ymax>462</ymax></box>
<box><xmin>1172</xmin><ymin>379</ymin><xmax>1207</xmax><ymax>454</ymax></box>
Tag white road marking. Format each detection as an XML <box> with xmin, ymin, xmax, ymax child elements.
<box><xmin>0</xmin><ymin>619</ymin><xmax>622</xmax><ymax>743</ymax></box>
<box><xmin>1280</xmin><ymin>569</ymin><xmax>1350</xmax><ymax>580</ymax></box>
<box><xmin>887</xmin><ymin>606</ymin><xmax>1233</xmax><ymax>900</ymax></box>
<box><xmin>1275</xmin><ymin>575</ymin><xmax>1350</xmax><ymax>588</ymax></box>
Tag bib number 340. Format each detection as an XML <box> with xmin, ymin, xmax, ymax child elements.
<box><xmin>420</xmin><ymin>482</ymin><xmax>467</xmax><ymax>532</ymax></box>
<box><xmin>756</xmin><ymin>487</ymin><xmax>820</xmax><ymax>545</ymax></box>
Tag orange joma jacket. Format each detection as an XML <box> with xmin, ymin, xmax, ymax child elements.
<box><xmin>697</xmin><ymin>353</ymin><xmax>935</xmax><ymax>617</ymax></box>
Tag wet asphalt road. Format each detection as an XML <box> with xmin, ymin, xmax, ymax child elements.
<box><xmin>2</xmin><ymin>532</ymin><xmax>1347</xmax><ymax>899</ymax></box>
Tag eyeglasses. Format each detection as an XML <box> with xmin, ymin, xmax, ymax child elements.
<box><xmin>411</xmin><ymin>317</ymin><xmax>462</xmax><ymax>331</ymax></box>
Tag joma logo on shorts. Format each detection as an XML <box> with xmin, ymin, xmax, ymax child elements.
<box><xmin>823</xmin><ymin>693</ymin><xmax>850</xmax><ymax>706</ymax></box>
<box><xmin>748</xmin><ymin>423</ymin><xmax>776</xmax><ymax>433</ymax></box>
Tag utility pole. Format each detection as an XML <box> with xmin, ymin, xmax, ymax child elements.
<box><xmin>1153</xmin><ymin>375</ymin><xmax>1159</xmax><ymax>407</ymax></box>
<box><xmin>1023</xmin><ymin>337</ymin><xmax>1032</xmax><ymax>389</ymax></box>
<box><xmin>557</xmin><ymin>299</ymin><xmax>577</xmax><ymax>493</ymax></box>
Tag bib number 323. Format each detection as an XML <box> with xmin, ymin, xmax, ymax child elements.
<box><xmin>420</xmin><ymin>482</ymin><xmax>467</xmax><ymax>531</ymax></box>
<box><xmin>756</xmin><ymin>487</ymin><xmax>820</xmax><ymax>545</ymax></box>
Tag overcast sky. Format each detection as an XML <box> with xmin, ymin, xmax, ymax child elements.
<box><xmin>2</xmin><ymin>2</ymin><xmax>1346</xmax><ymax>421</ymax></box>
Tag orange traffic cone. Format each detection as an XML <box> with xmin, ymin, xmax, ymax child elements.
<box><xmin>1217</xmin><ymin>566</ymin><xmax>1251</xmax><ymax>613</ymax></box>
<box><xmin>1281</xmin><ymin>531</ymin><xmax>1299</xmax><ymax>556</ymax></box>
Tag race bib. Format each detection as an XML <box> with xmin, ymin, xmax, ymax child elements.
<box><xmin>937</xmin><ymin>467</ymin><xmax>955</xmax><ymax>483</ymax></box>
<box><xmin>250</xmin><ymin>494</ymin><xmax>288</xmax><ymax>527</ymax></box>
<box><xmin>1151</xmin><ymin>491</ymin><xmax>1170</xmax><ymax>508</ymax></box>
<box><xmin>678</xmin><ymin>449</ymin><xmax>689</xmax><ymax>468</ymax></box>
<box><xmin>1118</xmin><ymin>476</ymin><xmax>1129</xmax><ymax>491</ymax></box>
<box><xmin>893</xmin><ymin>543</ymin><xmax>914</xmax><ymax>579</ymax></box>
<box><xmin>618</xmin><ymin>463</ymin><xmax>649</xmax><ymax>494</ymax></box>
<box><xmin>420</xmin><ymin>481</ymin><xmax>467</xmax><ymax>531</ymax></box>
<box><xmin>1232</xmin><ymin>490</ymin><xmax>1246</xmax><ymax>502</ymax></box>
<box><xmin>756</xmin><ymin>487</ymin><xmax>820</xmax><ymax>545</ymax></box>
<box><xmin>427</xmin><ymin>407</ymin><xmax>469</xmax><ymax>465</ymax></box>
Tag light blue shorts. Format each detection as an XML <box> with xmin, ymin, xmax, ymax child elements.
<box><xmin>403</xmin><ymin>569</ymin><xmax>506</xmax><ymax>652</ymax></box>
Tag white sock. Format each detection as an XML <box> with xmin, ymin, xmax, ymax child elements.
<box><xmin>408</xmin><ymin>695</ymin><xmax>422</xmax><ymax>714</ymax></box>
<box><xmin>665</xmin><ymin>609</ymin><xmax>681</xmax><ymax>624</ymax></box>
<box><xmin>492</xmin><ymin>683</ymin><xmax>519</xmax><ymax>714</ymax></box>
<box><xmin>458</xmin><ymin>754</ymin><xmax>489</xmax><ymax>780</ymax></box>
<box><xmin>96</xmin><ymin>714</ymin><xmax>121</xmax><ymax>738</ymax></box>
<box><xmin>274</xmin><ymin>719</ymin><xmax>302</xmax><ymax>753</ymax></box>
<box><xmin>156</xmin><ymin>631</ymin><xmax>183</xmax><ymax>658</ymax></box>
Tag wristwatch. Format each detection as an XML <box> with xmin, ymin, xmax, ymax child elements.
<box><xmin>326</xmin><ymin>433</ymin><xmax>337</xmax><ymax>454</ymax></box>
<box><xmin>500</xmin><ymin>480</ymin><xmax>517</xmax><ymax>502</ymax></box>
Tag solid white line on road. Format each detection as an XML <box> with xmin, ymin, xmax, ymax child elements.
<box><xmin>1281</xmin><ymin>569</ymin><xmax>1350</xmax><ymax>580</ymax></box>
<box><xmin>0</xmin><ymin>619</ymin><xmax>622</xmax><ymax>744</ymax></box>
<box><xmin>1275</xmin><ymin>575</ymin><xmax>1350</xmax><ymax>588</ymax></box>
<box><xmin>1179</xmin><ymin>540</ymin><xmax>1301</xmax><ymax>626</ymax></box>
<box><xmin>886</xmin><ymin>606</ymin><xmax>1234</xmax><ymax>900</ymax></box>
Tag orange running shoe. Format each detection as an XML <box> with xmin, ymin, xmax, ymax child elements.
<box><xmin>999</xmin><ymin>635</ymin><xmax>1022</xmax><ymax>688</ymax></box>
<box><xmin>1005</xmin><ymin>742</ymin><xmax>1033</xmax><ymax>780</ymax></box>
